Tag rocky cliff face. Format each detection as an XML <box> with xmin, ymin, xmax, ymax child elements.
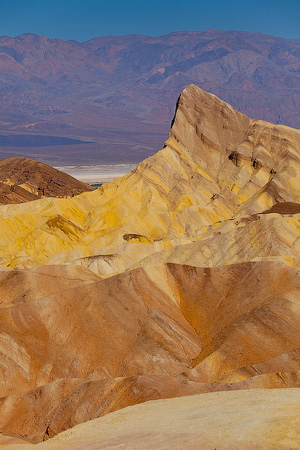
<box><xmin>1</xmin><ymin>85</ymin><xmax>300</xmax><ymax>448</ymax></box>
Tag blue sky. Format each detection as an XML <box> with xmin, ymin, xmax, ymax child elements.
<box><xmin>2</xmin><ymin>0</ymin><xmax>300</xmax><ymax>41</ymax></box>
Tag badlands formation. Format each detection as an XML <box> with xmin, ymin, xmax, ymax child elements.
<box><xmin>2</xmin><ymin>84</ymin><xmax>300</xmax><ymax>448</ymax></box>
<box><xmin>0</xmin><ymin>156</ymin><xmax>92</xmax><ymax>204</ymax></box>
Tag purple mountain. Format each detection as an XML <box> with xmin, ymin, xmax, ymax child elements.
<box><xmin>0</xmin><ymin>30</ymin><xmax>299</xmax><ymax>165</ymax></box>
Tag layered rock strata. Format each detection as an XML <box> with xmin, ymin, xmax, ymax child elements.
<box><xmin>0</xmin><ymin>85</ymin><xmax>300</xmax><ymax>270</ymax></box>
<box><xmin>1</xmin><ymin>261</ymin><xmax>300</xmax><ymax>442</ymax></box>
<box><xmin>1</xmin><ymin>85</ymin><xmax>300</xmax><ymax>447</ymax></box>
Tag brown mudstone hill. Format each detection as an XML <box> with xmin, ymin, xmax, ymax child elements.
<box><xmin>261</xmin><ymin>201</ymin><xmax>300</xmax><ymax>215</ymax></box>
<box><xmin>0</xmin><ymin>157</ymin><xmax>93</xmax><ymax>204</ymax></box>
<box><xmin>2</xmin><ymin>261</ymin><xmax>300</xmax><ymax>443</ymax></box>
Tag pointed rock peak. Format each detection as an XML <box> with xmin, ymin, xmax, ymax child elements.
<box><xmin>168</xmin><ymin>85</ymin><xmax>250</xmax><ymax>162</ymax></box>
<box><xmin>173</xmin><ymin>84</ymin><xmax>247</xmax><ymax>122</ymax></box>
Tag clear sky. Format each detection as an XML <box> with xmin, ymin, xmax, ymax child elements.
<box><xmin>2</xmin><ymin>0</ymin><xmax>300</xmax><ymax>42</ymax></box>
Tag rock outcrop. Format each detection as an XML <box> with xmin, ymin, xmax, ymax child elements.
<box><xmin>0</xmin><ymin>157</ymin><xmax>93</xmax><ymax>204</ymax></box>
<box><xmin>0</xmin><ymin>85</ymin><xmax>300</xmax><ymax>270</ymax></box>
<box><xmin>1</xmin><ymin>85</ymin><xmax>300</xmax><ymax>447</ymax></box>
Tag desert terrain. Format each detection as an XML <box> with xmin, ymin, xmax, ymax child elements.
<box><xmin>1</xmin><ymin>85</ymin><xmax>300</xmax><ymax>448</ymax></box>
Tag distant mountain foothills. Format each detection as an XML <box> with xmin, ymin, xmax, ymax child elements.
<box><xmin>0</xmin><ymin>30</ymin><xmax>299</xmax><ymax>165</ymax></box>
<box><xmin>2</xmin><ymin>85</ymin><xmax>300</xmax><ymax>449</ymax></box>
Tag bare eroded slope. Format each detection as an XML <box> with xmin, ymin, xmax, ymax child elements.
<box><xmin>1</xmin><ymin>86</ymin><xmax>300</xmax><ymax>447</ymax></box>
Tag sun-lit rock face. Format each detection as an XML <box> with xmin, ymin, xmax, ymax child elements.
<box><xmin>2</xmin><ymin>85</ymin><xmax>300</xmax><ymax>446</ymax></box>
<box><xmin>5</xmin><ymin>389</ymin><xmax>300</xmax><ymax>450</ymax></box>
<box><xmin>1</xmin><ymin>85</ymin><xmax>300</xmax><ymax>272</ymax></box>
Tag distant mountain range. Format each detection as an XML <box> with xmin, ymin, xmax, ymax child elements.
<box><xmin>0</xmin><ymin>30</ymin><xmax>299</xmax><ymax>165</ymax></box>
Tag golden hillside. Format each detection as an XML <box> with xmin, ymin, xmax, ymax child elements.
<box><xmin>1</xmin><ymin>85</ymin><xmax>300</xmax><ymax>273</ymax></box>
<box><xmin>2</xmin><ymin>85</ymin><xmax>300</xmax><ymax>449</ymax></box>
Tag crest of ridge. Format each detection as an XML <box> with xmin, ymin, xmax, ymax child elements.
<box><xmin>0</xmin><ymin>84</ymin><xmax>300</xmax><ymax>269</ymax></box>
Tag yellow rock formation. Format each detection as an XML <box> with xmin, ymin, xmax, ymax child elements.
<box><xmin>1</xmin><ymin>85</ymin><xmax>300</xmax><ymax>274</ymax></box>
<box><xmin>2</xmin><ymin>85</ymin><xmax>300</xmax><ymax>448</ymax></box>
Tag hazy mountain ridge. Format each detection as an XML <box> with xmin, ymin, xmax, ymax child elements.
<box><xmin>0</xmin><ymin>30</ymin><xmax>299</xmax><ymax>164</ymax></box>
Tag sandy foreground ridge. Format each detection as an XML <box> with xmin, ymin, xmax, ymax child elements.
<box><xmin>3</xmin><ymin>389</ymin><xmax>300</xmax><ymax>449</ymax></box>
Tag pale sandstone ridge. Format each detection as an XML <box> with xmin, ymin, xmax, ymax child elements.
<box><xmin>5</xmin><ymin>389</ymin><xmax>300</xmax><ymax>450</ymax></box>
<box><xmin>0</xmin><ymin>433</ymin><xmax>30</xmax><ymax>446</ymax></box>
<box><xmin>0</xmin><ymin>156</ymin><xmax>93</xmax><ymax>204</ymax></box>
